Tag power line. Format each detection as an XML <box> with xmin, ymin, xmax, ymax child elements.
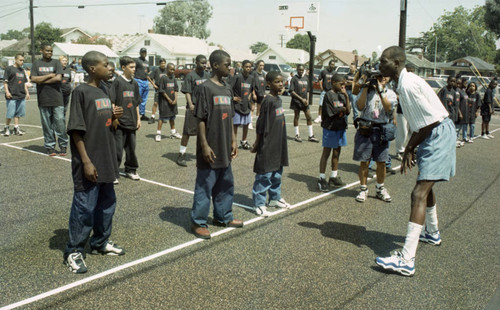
<box><xmin>0</xmin><ymin>7</ymin><xmax>27</xmax><ymax>19</ymax></box>
<box><xmin>33</xmin><ymin>0</ymin><xmax>186</xmax><ymax>9</ymax></box>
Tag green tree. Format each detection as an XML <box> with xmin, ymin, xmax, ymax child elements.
<box><xmin>250</xmin><ymin>42</ymin><xmax>268</xmax><ymax>54</ymax></box>
<box><xmin>410</xmin><ymin>6</ymin><xmax>496</xmax><ymax>63</ymax></box>
<box><xmin>0</xmin><ymin>29</ymin><xmax>27</xmax><ymax>40</ymax></box>
<box><xmin>75</xmin><ymin>36</ymin><xmax>113</xmax><ymax>49</ymax></box>
<box><xmin>484</xmin><ymin>0</ymin><xmax>500</xmax><ymax>38</ymax></box>
<box><xmin>33</xmin><ymin>22</ymin><xmax>63</xmax><ymax>51</ymax></box>
<box><xmin>153</xmin><ymin>0</ymin><xmax>212</xmax><ymax>39</ymax></box>
<box><xmin>286</xmin><ymin>33</ymin><xmax>310</xmax><ymax>52</ymax></box>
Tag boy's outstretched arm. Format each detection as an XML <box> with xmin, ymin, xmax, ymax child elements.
<box><xmin>72</xmin><ymin>131</ymin><xmax>97</xmax><ymax>183</ymax></box>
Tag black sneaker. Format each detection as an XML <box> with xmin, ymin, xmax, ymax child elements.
<box><xmin>176</xmin><ymin>153</ymin><xmax>187</xmax><ymax>167</ymax></box>
<box><xmin>148</xmin><ymin>117</ymin><xmax>155</xmax><ymax>124</ymax></box>
<box><xmin>240</xmin><ymin>140</ymin><xmax>251</xmax><ymax>150</ymax></box>
<box><xmin>59</xmin><ymin>147</ymin><xmax>67</xmax><ymax>156</ymax></box>
<box><xmin>308</xmin><ymin>135</ymin><xmax>319</xmax><ymax>143</ymax></box>
<box><xmin>47</xmin><ymin>148</ymin><xmax>57</xmax><ymax>156</ymax></box>
<box><xmin>140</xmin><ymin>115</ymin><xmax>150</xmax><ymax>121</ymax></box>
<box><xmin>13</xmin><ymin>127</ymin><xmax>25</xmax><ymax>136</ymax></box>
<box><xmin>65</xmin><ymin>252</ymin><xmax>87</xmax><ymax>274</ymax></box>
<box><xmin>329</xmin><ymin>176</ymin><xmax>346</xmax><ymax>187</ymax></box>
<box><xmin>294</xmin><ymin>135</ymin><xmax>302</xmax><ymax>142</ymax></box>
<box><xmin>318</xmin><ymin>178</ymin><xmax>329</xmax><ymax>192</ymax></box>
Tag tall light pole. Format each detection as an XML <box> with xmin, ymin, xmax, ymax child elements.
<box><xmin>434</xmin><ymin>36</ymin><xmax>438</xmax><ymax>76</ymax></box>
<box><xmin>399</xmin><ymin>0</ymin><xmax>407</xmax><ymax>49</ymax></box>
<box><xmin>29</xmin><ymin>0</ymin><xmax>35</xmax><ymax>62</ymax></box>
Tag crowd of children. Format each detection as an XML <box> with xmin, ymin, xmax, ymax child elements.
<box><xmin>1</xmin><ymin>45</ymin><xmax>498</xmax><ymax>276</ymax></box>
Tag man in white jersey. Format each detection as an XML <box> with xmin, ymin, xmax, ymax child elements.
<box><xmin>375</xmin><ymin>46</ymin><xmax>456</xmax><ymax>276</ymax></box>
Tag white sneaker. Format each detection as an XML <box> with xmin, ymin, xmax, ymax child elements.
<box><xmin>313</xmin><ymin>116</ymin><xmax>322</xmax><ymax>123</ymax></box>
<box><xmin>375</xmin><ymin>250</ymin><xmax>415</xmax><ymax>276</ymax></box>
<box><xmin>91</xmin><ymin>240</ymin><xmax>125</xmax><ymax>256</ymax></box>
<box><xmin>255</xmin><ymin>206</ymin><xmax>271</xmax><ymax>217</ymax></box>
<box><xmin>356</xmin><ymin>189</ymin><xmax>368</xmax><ymax>202</ymax></box>
<box><xmin>268</xmin><ymin>198</ymin><xmax>290</xmax><ymax>209</ymax></box>
<box><xmin>155</xmin><ymin>134</ymin><xmax>161</xmax><ymax>142</ymax></box>
<box><xmin>460</xmin><ymin>141</ymin><xmax>465</xmax><ymax>147</ymax></box>
<box><xmin>171</xmin><ymin>132</ymin><xmax>182</xmax><ymax>139</ymax></box>
<box><xmin>125</xmin><ymin>171</ymin><xmax>140</xmax><ymax>180</ymax></box>
<box><xmin>376</xmin><ymin>186</ymin><xmax>392</xmax><ymax>202</ymax></box>
<box><xmin>2</xmin><ymin>127</ymin><xmax>10</xmax><ymax>136</ymax></box>
<box><xmin>481</xmin><ymin>134</ymin><xmax>490</xmax><ymax>140</ymax></box>
<box><xmin>113</xmin><ymin>178</ymin><xmax>119</xmax><ymax>185</ymax></box>
<box><xmin>248</xmin><ymin>123</ymin><xmax>254</xmax><ymax>130</ymax></box>
<box><xmin>65</xmin><ymin>252</ymin><xmax>87</xmax><ymax>274</ymax></box>
<box><xmin>487</xmin><ymin>134</ymin><xmax>494</xmax><ymax>139</ymax></box>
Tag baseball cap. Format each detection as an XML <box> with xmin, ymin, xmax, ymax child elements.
<box><xmin>140</xmin><ymin>48</ymin><xmax>147</xmax><ymax>53</ymax></box>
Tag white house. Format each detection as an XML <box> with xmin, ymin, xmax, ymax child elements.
<box><xmin>119</xmin><ymin>33</ymin><xmax>214</xmax><ymax>66</ymax></box>
<box><xmin>254</xmin><ymin>47</ymin><xmax>309</xmax><ymax>65</ymax></box>
<box><xmin>61</xmin><ymin>27</ymin><xmax>92</xmax><ymax>43</ymax></box>
<box><xmin>52</xmin><ymin>42</ymin><xmax>119</xmax><ymax>65</ymax></box>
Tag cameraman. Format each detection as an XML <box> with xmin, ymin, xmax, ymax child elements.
<box><xmin>353</xmin><ymin>75</ymin><xmax>397</xmax><ymax>203</ymax></box>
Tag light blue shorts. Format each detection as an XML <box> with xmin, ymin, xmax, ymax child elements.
<box><xmin>233</xmin><ymin>112</ymin><xmax>251</xmax><ymax>125</ymax></box>
<box><xmin>416</xmin><ymin>117</ymin><xmax>456</xmax><ymax>182</ymax></box>
<box><xmin>322</xmin><ymin>128</ymin><xmax>347</xmax><ymax>149</ymax></box>
<box><xmin>6</xmin><ymin>99</ymin><xmax>26</xmax><ymax>119</ymax></box>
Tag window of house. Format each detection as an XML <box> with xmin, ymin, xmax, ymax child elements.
<box><xmin>144</xmin><ymin>40</ymin><xmax>151</xmax><ymax>46</ymax></box>
<box><xmin>269</xmin><ymin>55</ymin><xmax>276</xmax><ymax>60</ymax></box>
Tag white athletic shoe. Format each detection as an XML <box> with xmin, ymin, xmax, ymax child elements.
<box><xmin>255</xmin><ymin>206</ymin><xmax>271</xmax><ymax>217</ymax></box>
<box><xmin>268</xmin><ymin>198</ymin><xmax>290</xmax><ymax>209</ymax></box>
<box><xmin>155</xmin><ymin>134</ymin><xmax>161</xmax><ymax>142</ymax></box>
<box><xmin>313</xmin><ymin>116</ymin><xmax>322</xmax><ymax>123</ymax></box>
<box><xmin>375</xmin><ymin>250</ymin><xmax>415</xmax><ymax>277</ymax></box>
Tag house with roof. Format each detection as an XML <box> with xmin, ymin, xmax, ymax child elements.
<box><xmin>118</xmin><ymin>33</ymin><xmax>214</xmax><ymax>66</ymax></box>
<box><xmin>61</xmin><ymin>27</ymin><xmax>92</xmax><ymax>43</ymax></box>
<box><xmin>312</xmin><ymin>49</ymin><xmax>369</xmax><ymax>69</ymax></box>
<box><xmin>1</xmin><ymin>38</ymin><xmax>30</xmax><ymax>55</ymax></box>
<box><xmin>435</xmin><ymin>56</ymin><xmax>495</xmax><ymax>77</ymax></box>
<box><xmin>405</xmin><ymin>54</ymin><xmax>434</xmax><ymax>77</ymax></box>
<box><xmin>254</xmin><ymin>47</ymin><xmax>309</xmax><ymax>65</ymax></box>
<box><xmin>52</xmin><ymin>42</ymin><xmax>119</xmax><ymax>65</ymax></box>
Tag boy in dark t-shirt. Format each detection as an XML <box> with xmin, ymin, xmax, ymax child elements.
<box><xmin>155</xmin><ymin>63</ymin><xmax>180</xmax><ymax>141</ymax></box>
<box><xmin>231</xmin><ymin>59</ymin><xmax>254</xmax><ymax>150</ymax></box>
<box><xmin>30</xmin><ymin>44</ymin><xmax>68</xmax><ymax>156</ymax></box>
<box><xmin>289</xmin><ymin>64</ymin><xmax>318</xmax><ymax>143</ymax></box>
<box><xmin>148</xmin><ymin>59</ymin><xmax>167</xmax><ymax>124</ymax></box>
<box><xmin>59</xmin><ymin>55</ymin><xmax>72</xmax><ymax>116</ymax></box>
<box><xmin>177</xmin><ymin>55</ymin><xmax>210</xmax><ymax>167</ymax></box>
<box><xmin>110</xmin><ymin>56</ymin><xmax>142</xmax><ymax>182</ymax></box>
<box><xmin>251</xmin><ymin>60</ymin><xmax>266</xmax><ymax>116</ymax></box>
<box><xmin>190</xmin><ymin>50</ymin><xmax>243</xmax><ymax>240</ymax></box>
<box><xmin>314</xmin><ymin>60</ymin><xmax>336</xmax><ymax>124</ymax></box>
<box><xmin>317</xmin><ymin>74</ymin><xmax>350</xmax><ymax>192</ymax></box>
<box><xmin>2</xmin><ymin>53</ymin><xmax>30</xmax><ymax>136</ymax></box>
<box><xmin>251</xmin><ymin>71</ymin><xmax>290</xmax><ymax>217</ymax></box>
<box><xmin>64</xmin><ymin>51</ymin><xmax>125</xmax><ymax>274</ymax></box>
<box><xmin>481</xmin><ymin>79</ymin><xmax>497</xmax><ymax>139</ymax></box>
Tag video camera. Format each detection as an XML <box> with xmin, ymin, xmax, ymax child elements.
<box><xmin>357</xmin><ymin>61</ymin><xmax>381</xmax><ymax>88</ymax></box>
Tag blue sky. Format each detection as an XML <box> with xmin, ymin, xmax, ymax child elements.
<box><xmin>0</xmin><ymin>0</ymin><xmax>491</xmax><ymax>57</ymax></box>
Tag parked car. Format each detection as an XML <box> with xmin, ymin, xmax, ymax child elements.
<box><xmin>263</xmin><ymin>63</ymin><xmax>294</xmax><ymax>76</ymax></box>
<box><xmin>334</xmin><ymin>66</ymin><xmax>350</xmax><ymax>74</ymax></box>
<box><xmin>424</xmin><ymin>77</ymin><xmax>446</xmax><ymax>93</ymax></box>
<box><xmin>175</xmin><ymin>64</ymin><xmax>195</xmax><ymax>80</ymax></box>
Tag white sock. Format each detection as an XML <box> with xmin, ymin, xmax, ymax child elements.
<box><xmin>401</xmin><ymin>222</ymin><xmax>423</xmax><ymax>260</ymax></box>
<box><xmin>319</xmin><ymin>173</ymin><xmax>326</xmax><ymax>179</ymax></box>
<box><xmin>14</xmin><ymin>125</ymin><xmax>19</xmax><ymax>129</ymax></box>
<box><xmin>157</xmin><ymin>130</ymin><xmax>161</xmax><ymax>135</ymax></box>
<box><xmin>308</xmin><ymin>125</ymin><xmax>313</xmax><ymax>137</ymax></box>
<box><xmin>425</xmin><ymin>205</ymin><xmax>439</xmax><ymax>233</ymax></box>
<box><xmin>295</xmin><ymin>126</ymin><xmax>299</xmax><ymax>136</ymax></box>
<box><xmin>360</xmin><ymin>185</ymin><xmax>367</xmax><ymax>191</ymax></box>
<box><xmin>179</xmin><ymin>145</ymin><xmax>187</xmax><ymax>154</ymax></box>
<box><xmin>331</xmin><ymin>170</ymin><xmax>338</xmax><ymax>178</ymax></box>
<box><xmin>376</xmin><ymin>183</ymin><xmax>384</xmax><ymax>189</ymax></box>
<box><xmin>171</xmin><ymin>129</ymin><xmax>176</xmax><ymax>134</ymax></box>
<box><xmin>151</xmin><ymin>114</ymin><xmax>155</xmax><ymax>119</ymax></box>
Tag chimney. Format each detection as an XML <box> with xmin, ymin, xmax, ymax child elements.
<box><xmin>418</xmin><ymin>53</ymin><xmax>423</xmax><ymax>60</ymax></box>
<box><xmin>148</xmin><ymin>29</ymin><xmax>154</xmax><ymax>34</ymax></box>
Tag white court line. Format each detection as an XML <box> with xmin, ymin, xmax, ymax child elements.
<box><xmin>0</xmin><ymin>136</ymin><xmax>45</xmax><ymax>145</ymax></box>
<box><xmin>2</xmin><ymin>127</ymin><xmax>499</xmax><ymax>309</ymax></box>
<box><xmin>0</xmin><ymin>123</ymin><xmax>42</xmax><ymax>129</ymax></box>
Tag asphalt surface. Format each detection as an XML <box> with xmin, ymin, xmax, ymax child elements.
<box><xmin>0</xmin><ymin>93</ymin><xmax>499</xmax><ymax>309</ymax></box>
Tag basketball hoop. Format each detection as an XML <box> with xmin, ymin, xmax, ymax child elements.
<box><xmin>285</xmin><ymin>16</ymin><xmax>304</xmax><ymax>32</ymax></box>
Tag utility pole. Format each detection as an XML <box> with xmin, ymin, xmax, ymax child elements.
<box><xmin>279</xmin><ymin>34</ymin><xmax>285</xmax><ymax>48</ymax></box>
<box><xmin>399</xmin><ymin>0</ymin><xmax>407</xmax><ymax>50</ymax></box>
<box><xmin>307</xmin><ymin>31</ymin><xmax>316</xmax><ymax>105</ymax></box>
<box><xmin>29</xmin><ymin>0</ymin><xmax>35</xmax><ymax>62</ymax></box>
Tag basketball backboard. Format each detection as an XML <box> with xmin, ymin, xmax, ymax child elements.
<box><xmin>278</xmin><ymin>2</ymin><xmax>320</xmax><ymax>34</ymax></box>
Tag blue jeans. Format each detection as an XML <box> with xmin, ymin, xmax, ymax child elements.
<box><xmin>191</xmin><ymin>166</ymin><xmax>235</xmax><ymax>227</ymax></box>
<box><xmin>39</xmin><ymin>106</ymin><xmax>68</xmax><ymax>149</ymax></box>
<box><xmin>461</xmin><ymin>123</ymin><xmax>475</xmax><ymax>140</ymax></box>
<box><xmin>252</xmin><ymin>167</ymin><xmax>283</xmax><ymax>207</ymax></box>
<box><xmin>64</xmin><ymin>183</ymin><xmax>117</xmax><ymax>258</ymax></box>
<box><xmin>135</xmin><ymin>78</ymin><xmax>149</xmax><ymax>116</ymax></box>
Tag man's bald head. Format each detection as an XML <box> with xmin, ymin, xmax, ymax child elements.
<box><xmin>383</xmin><ymin>46</ymin><xmax>406</xmax><ymax>63</ymax></box>
<box><xmin>379</xmin><ymin>45</ymin><xmax>406</xmax><ymax>80</ymax></box>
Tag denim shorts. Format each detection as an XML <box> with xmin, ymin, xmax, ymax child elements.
<box><xmin>322</xmin><ymin>128</ymin><xmax>347</xmax><ymax>149</ymax></box>
<box><xmin>416</xmin><ymin>117</ymin><xmax>456</xmax><ymax>182</ymax></box>
<box><xmin>233</xmin><ymin>112</ymin><xmax>251</xmax><ymax>125</ymax></box>
<box><xmin>6</xmin><ymin>99</ymin><xmax>26</xmax><ymax>118</ymax></box>
<box><xmin>353</xmin><ymin>127</ymin><xmax>389</xmax><ymax>162</ymax></box>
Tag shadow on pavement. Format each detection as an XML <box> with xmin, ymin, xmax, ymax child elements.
<box><xmin>287</xmin><ymin>172</ymin><xmax>318</xmax><ymax>192</ymax></box>
<box><xmin>159</xmin><ymin>206</ymin><xmax>192</xmax><ymax>232</ymax></box>
<box><xmin>49</xmin><ymin>229</ymin><xmax>68</xmax><ymax>253</ymax></box>
<box><xmin>297</xmin><ymin>221</ymin><xmax>404</xmax><ymax>256</ymax></box>
<box><xmin>161</xmin><ymin>152</ymin><xmax>195</xmax><ymax>164</ymax></box>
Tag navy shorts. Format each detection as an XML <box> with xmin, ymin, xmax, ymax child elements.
<box><xmin>322</xmin><ymin>128</ymin><xmax>347</xmax><ymax>149</ymax></box>
<box><xmin>482</xmin><ymin>114</ymin><xmax>491</xmax><ymax>122</ymax></box>
<box><xmin>353</xmin><ymin>127</ymin><xmax>389</xmax><ymax>162</ymax></box>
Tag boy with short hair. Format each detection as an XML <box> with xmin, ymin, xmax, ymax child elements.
<box><xmin>289</xmin><ymin>64</ymin><xmax>318</xmax><ymax>143</ymax></box>
<box><xmin>314</xmin><ymin>59</ymin><xmax>336</xmax><ymax>124</ymax></box>
<box><xmin>177</xmin><ymin>55</ymin><xmax>210</xmax><ymax>166</ymax></box>
<box><xmin>64</xmin><ymin>51</ymin><xmax>125</xmax><ymax>274</ymax></box>
<box><xmin>251</xmin><ymin>71</ymin><xmax>290</xmax><ymax>217</ymax></box>
<box><xmin>481</xmin><ymin>80</ymin><xmax>497</xmax><ymax>139</ymax></box>
<box><xmin>317</xmin><ymin>74</ymin><xmax>350</xmax><ymax>192</ymax></box>
<box><xmin>101</xmin><ymin>61</ymin><xmax>117</xmax><ymax>92</ymax></box>
<box><xmin>155</xmin><ymin>63</ymin><xmax>180</xmax><ymax>141</ymax></box>
<box><xmin>190</xmin><ymin>50</ymin><xmax>243</xmax><ymax>239</ymax></box>
<box><xmin>231</xmin><ymin>59</ymin><xmax>255</xmax><ymax>150</ymax></box>
<box><xmin>3</xmin><ymin>53</ymin><xmax>30</xmax><ymax>136</ymax></box>
<box><xmin>251</xmin><ymin>60</ymin><xmax>266</xmax><ymax>116</ymax></box>
<box><xmin>59</xmin><ymin>55</ymin><xmax>72</xmax><ymax>117</ymax></box>
<box><xmin>110</xmin><ymin>56</ymin><xmax>142</xmax><ymax>181</ymax></box>
<box><xmin>30</xmin><ymin>44</ymin><xmax>68</xmax><ymax>156</ymax></box>
<box><xmin>148</xmin><ymin>58</ymin><xmax>167</xmax><ymax>124</ymax></box>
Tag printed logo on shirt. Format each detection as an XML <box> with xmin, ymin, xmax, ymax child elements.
<box><xmin>16</xmin><ymin>72</ymin><xmax>25</xmax><ymax>78</ymax></box>
<box><xmin>39</xmin><ymin>67</ymin><xmax>54</xmax><ymax>73</ymax></box>
<box><xmin>95</xmin><ymin>98</ymin><xmax>112</xmax><ymax>110</ymax></box>
<box><xmin>213</xmin><ymin>96</ymin><xmax>231</xmax><ymax>106</ymax></box>
<box><xmin>275</xmin><ymin>107</ymin><xmax>285</xmax><ymax>116</ymax></box>
<box><xmin>222</xmin><ymin>112</ymin><xmax>228</xmax><ymax>120</ymax></box>
<box><xmin>123</xmin><ymin>91</ymin><xmax>134</xmax><ymax>98</ymax></box>
<box><xmin>333</xmin><ymin>101</ymin><xmax>344</xmax><ymax>108</ymax></box>
<box><xmin>167</xmin><ymin>83</ymin><xmax>175</xmax><ymax>88</ymax></box>
<box><xmin>195</xmin><ymin>79</ymin><xmax>207</xmax><ymax>86</ymax></box>
<box><xmin>127</xmin><ymin>103</ymin><xmax>133</xmax><ymax>108</ymax></box>
<box><xmin>106</xmin><ymin>118</ymin><xmax>112</xmax><ymax>127</ymax></box>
